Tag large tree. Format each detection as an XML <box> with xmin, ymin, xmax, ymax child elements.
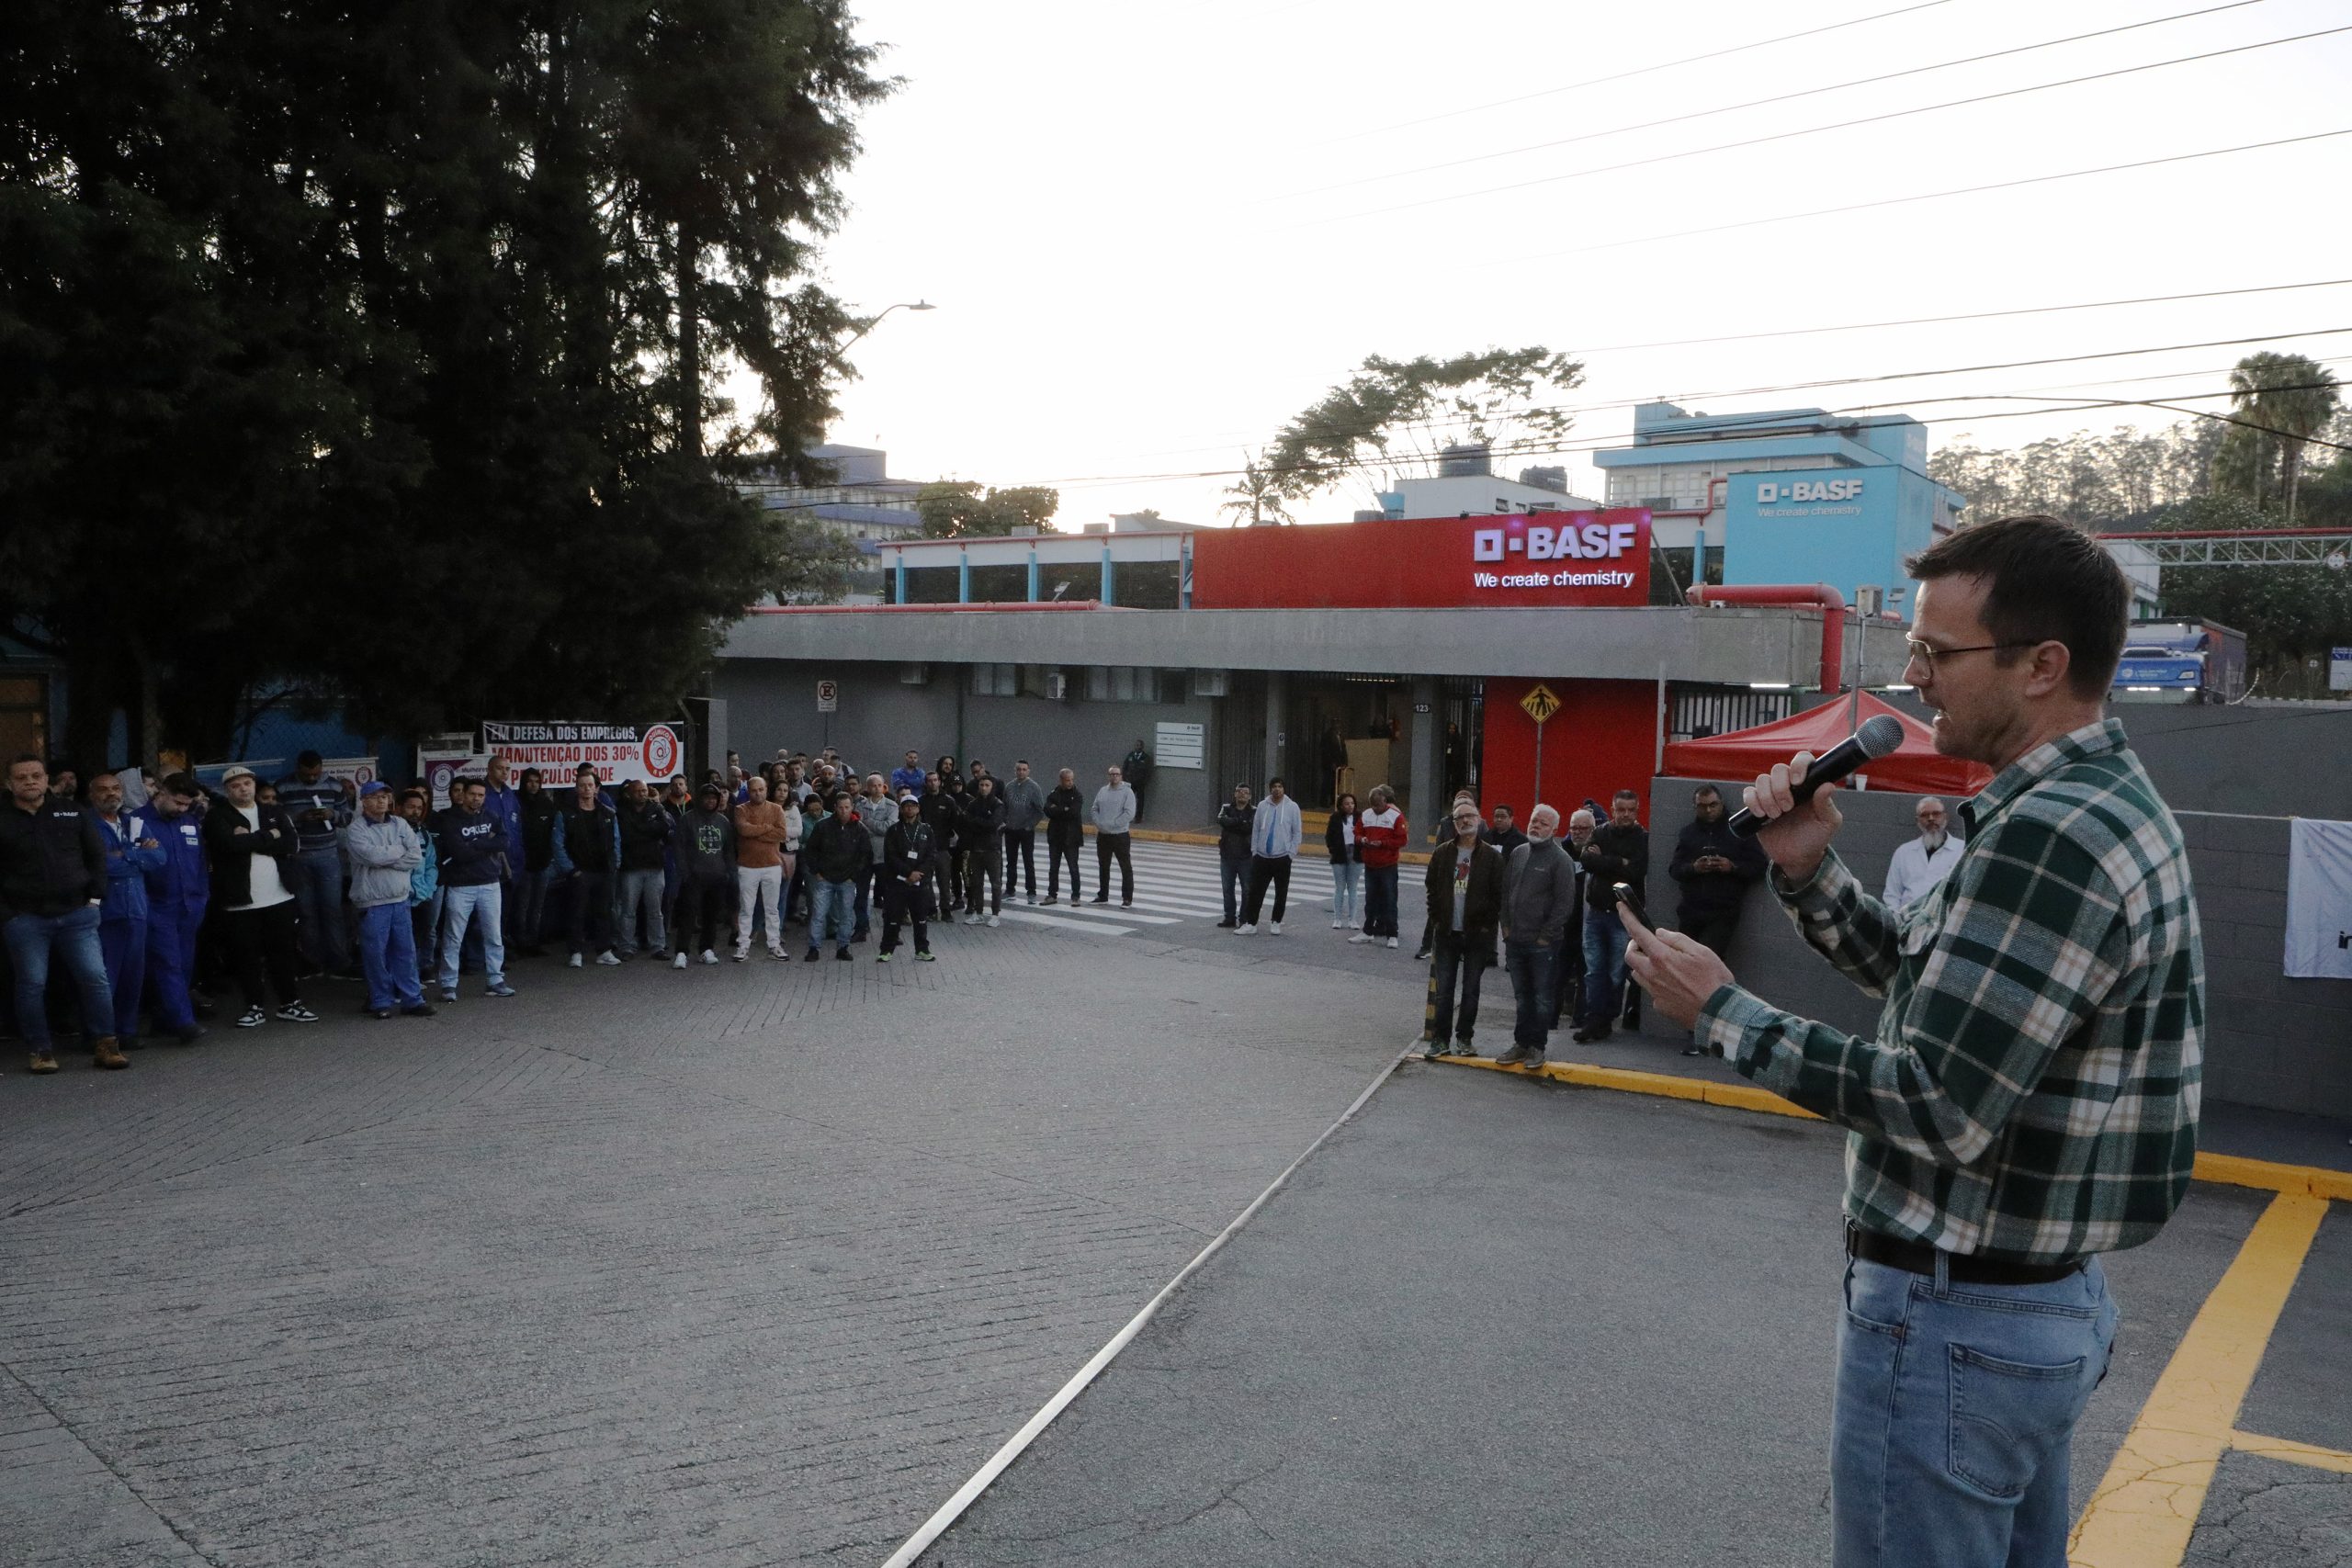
<box><xmin>2218</xmin><ymin>352</ymin><xmax>2341</xmax><ymax>522</ymax></box>
<box><xmin>1254</xmin><ymin>345</ymin><xmax>1585</xmax><ymax>513</ymax></box>
<box><xmin>0</xmin><ymin>1</ymin><xmax>887</xmax><ymax>762</ymax></box>
<box><xmin>914</xmin><ymin>481</ymin><xmax>1061</xmax><ymax>538</ymax></box>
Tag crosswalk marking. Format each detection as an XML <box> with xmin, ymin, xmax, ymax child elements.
<box><xmin>966</xmin><ymin>841</ymin><xmax>1362</xmax><ymax>940</ymax></box>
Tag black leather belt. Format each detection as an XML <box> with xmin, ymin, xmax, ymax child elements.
<box><xmin>1845</xmin><ymin>1222</ymin><xmax>2085</xmax><ymax>1287</ymax></box>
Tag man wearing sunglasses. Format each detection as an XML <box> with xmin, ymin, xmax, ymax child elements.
<box><xmin>1622</xmin><ymin>514</ymin><xmax>2202</xmax><ymax>1568</ymax></box>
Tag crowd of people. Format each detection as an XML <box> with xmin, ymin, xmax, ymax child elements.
<box><xmin>5</xmin><ymin>732</ymin><xmax>1972</xmax><ymax>1078</ymax></box>
<box><xmin>0</xmin><ymin>744</ymin><xmax>1154</xmax><ymax>1073</ymax></box>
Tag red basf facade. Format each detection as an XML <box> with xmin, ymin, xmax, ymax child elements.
<box><xmin>1191</xmin><ymin>511</ymin><xmax>1652</xmax><ymax>609</ymax></box>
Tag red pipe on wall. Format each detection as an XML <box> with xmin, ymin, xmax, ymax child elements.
<box><xmin>1691</xmin><ymin>583</ymin><xmax>1847</xmax><ymax>692</ymax></box>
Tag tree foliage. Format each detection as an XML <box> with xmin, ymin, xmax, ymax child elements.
<box><xmin>0</xmin><ymin>1</ymin><xmax>888</xmax><ymax>762</ymax></box>
<box><xmin>2219</xmin><ymin>352</ymin><xmax>2341</xmax><ymax>522</ymax></box>
<box><xmin>914</xmin><ymin>481</ymin><xmax>1062</xmax><ymax>538</ymax></box>
<box><xmin>1256</xmin><ymin>346</ymin><xmax>1585</xmax><ymax>509</ymax></box>
<box><xmin>2143</xmin><ymin>494</ymin><xmax>2352</xmax><ymax>698</ymax></box>
<box><xmin>1926</xmin><ymin>423</ymin><xmax>2223</xmax><ymax>529</ymax></box>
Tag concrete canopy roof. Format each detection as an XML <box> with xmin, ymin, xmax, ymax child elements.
<box><xmin>720</xmin><ymin>604</ymin><xmax>1915</xmax><ymax>690</ymax></box>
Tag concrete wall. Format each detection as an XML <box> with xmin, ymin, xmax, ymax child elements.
<box><xmin>1634</xmin><ymin>779</ymin><xmax>2352</xmax><ymax>1120</ymax></box>
<box><xmin>709</xmin><ymin>659</ymin><xmax>1224</xmax><ymax>827</ymax></box>
<box><xmin>721</xmin><ymin>604</ymin><xmax>1914</xmax><ymax>688</ymax></box>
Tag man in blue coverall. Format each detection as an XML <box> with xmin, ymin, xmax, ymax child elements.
<box><xmin>89</xmin><ymin>772</ymin><xmax>166</xmax><ymax>1050</ymax></box>
<box><xmin>141</xmin><ymin>774</ymin><xmax>211</xmax><ymax>1043</ymax></box>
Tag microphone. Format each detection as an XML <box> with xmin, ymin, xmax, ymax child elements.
<box><xmin>1725</xmin><ymin>714</ymin><xmax>1905</xmax><ymax>839</ymax></box>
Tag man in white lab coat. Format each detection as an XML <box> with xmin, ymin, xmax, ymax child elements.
<box><xmin>1882</xmin><ymin>796</ymin><xmax>1965</xmax><ymax>910</ymax></box>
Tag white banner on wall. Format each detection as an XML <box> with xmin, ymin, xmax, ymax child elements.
<box><xmin>2284</xmin><ymin>818</ymin><xmax>2352</xmax><ymax>978</ymax></box>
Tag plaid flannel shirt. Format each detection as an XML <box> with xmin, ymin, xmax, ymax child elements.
<box><xmin>1698</xmin><ymin>718</ymin><xmax>2203</xmax><ymax>1263</ymax></box>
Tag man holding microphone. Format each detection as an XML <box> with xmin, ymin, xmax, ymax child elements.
<box><xmin>1621</xmin><ymin>515</ymin><xmax>2203</xmax><ymax>1568</ymax></box>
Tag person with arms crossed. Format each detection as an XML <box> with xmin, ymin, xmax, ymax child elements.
<box><xmin>203</xmin><ymin>764</ymin><xmax>320</xmax><ymax>1028</ymax></box>
<box><xmin>435</xmin><ymin>776</ymin><xmax>519</xmax><ymax>1001</ymax></box>
<box><xmin>141</xmin><ymin>773</ymin><xmax>211</xmax><ymax>1044</ymax></box>
<box><xmin>1622</xmin><ymin>516</ymin><xmax>2201</xmax><ymax>1568</ymax></box>
<box><xmin>1215</xmin><ymin>784</ymin><xmax>1253</xmax><ymax>929</ymax></box>
<box><xmin>1883</xmin><ymin>795</ymin><xmax>1965</xmax><ymax>910</ymax></box>
<box><xmin>1237</xmin><ymin>776</ymin><xmax>1302</xmax><ymax>935</ymax></box>
<box><xmin>801</xmin><ymin>790</ymin><xmax>873</xmax><ymax>960</ymax></box>
<box><xmin>89</xmin><ymin>771</ymin><xmax>165</xmax><ymax>1051</ymax></box>
<box><xmin>343</xmin><ymin>781</ymin><xmax>433</xmax><ymax>1019</ymax></box>
<box><xmin>1042</xmin><ymin>768</ymin><xmax>1085</xmax><ymax>906</ymax></box>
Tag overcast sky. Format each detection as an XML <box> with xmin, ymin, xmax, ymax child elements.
<box><xmin>757</xmin><ymin>0</ymin><xmax>2352</xmax><ymax>527</ymax></box>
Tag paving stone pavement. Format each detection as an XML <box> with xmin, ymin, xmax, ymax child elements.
<box><xmin>0</xmin><ymin>916</ymin><xmax>1419</xmax><ymax>1567</ymax></box>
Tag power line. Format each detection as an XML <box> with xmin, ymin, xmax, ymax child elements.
<box><xmin>1008</xmin><ymin>371</ymin><xmax>2350</xmax><ymax>493</ymax></box>
<box><xmin>1491</xmin><ymin>126</ymin><xmax>2352</xmax><ymax>266</ymax></box>
<box><xmin>1314</xmin><ymin>0</ymin><xmax>1956</xmax><ymax>146</ymax></box>
<box><xmin>1283</xmin><ymin>0</ymin><xmax>2271</xmax><ymax>201</ymax></box>
<box><xmin>1308</xmin><ymin>22</ymin><xmax>2352</xmax><ymax>225</ymax></box>
<box><xmin>1573</xmin><ymin>277</ymin><xmax>2352</xmax><ymax>355</ymax></box>
<box><xmin>1074</xmin><ymin>279</ymin><xmax>2352</xmax><ymax>467</ymax></box>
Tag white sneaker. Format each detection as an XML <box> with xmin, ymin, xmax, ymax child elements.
<box><xmin>1332</xmin><ymin>918</ymin><xmax>1345</xmax><ymax>929</ymax></box>
<box><xmin>567</xmin><ymin>953</ymin><xmax>582</xmax><ymax>968</ymax></box>
<box><xmin>766</xmin><ymin>946</ymin><xmax>786</xmax><ymax>959</ymax></box>
<box><xmin>596</xmin><ymin>950</ymin><xmax>621</xmax><ymax>966</ymax></box>
<box><xmin>1348</xmin><ymin>933</ymin><xmax>1373</xmax><ymax>944</ymax></box>
<box><xmin>1270</xmin><ymin>921</ymin><xmax>1283</xmax><ymax>934</ymax></box>
<box><xmin>1025</xmin><ymin>895</ymin><xmax>1037</xmax><ymax>905</ymax></box>
<box><xmin>701</xmin><ymin>949</ymin><xmax>720</xmax><ymax>965</ymax></box>
<box><xmin>987</xmin><ymin>915</ymin><xmax>1001</xmax><ymax>928</ymax></box>
<box><xmin>731</xmin><ymin>947</ymin><xmax>749</xmax><ymax>963</ymax></box>
<box><xmin>1237</xmin><ymin>923</ymin><xmax>1257</xmax><ymax>934</ymax></box>
<box><xmin>1385</xmin><ymin>937</ymin><xmax>1399</xmax><ymax>949</ymax></box>
<box><xmin>672</xmin><ymin>952</ymin><xmax>687</xmax><ymax>969</ymax></box>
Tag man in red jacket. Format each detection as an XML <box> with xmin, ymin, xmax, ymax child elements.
<box><xmin>1354</xmin><ymin>784</ymin><xmax>1408</xmax><ymax>950</ymax></box>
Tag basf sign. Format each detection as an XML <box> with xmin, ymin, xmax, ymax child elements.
<box><xmin>1191</xmin><ymin>511</ymin><xmax>1652</xmax><ymax>610</ymax></box>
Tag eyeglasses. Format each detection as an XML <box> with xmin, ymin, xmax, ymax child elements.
<box><xmin>1904</xmin><ymin>638</ymin><xmax>2041</xmax><ymax>673</ymax></box>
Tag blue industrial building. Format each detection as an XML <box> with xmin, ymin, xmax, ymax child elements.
<box><xmin>1594</xmin><ymin>401</ymin><xmax>1966</xmax><ymax>614</ymax></box>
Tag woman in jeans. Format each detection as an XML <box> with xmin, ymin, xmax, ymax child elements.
<box><xmin>1325</xmin><ymin>791</ymin><xmax>1362</xmax><ymax>930</ymax></box>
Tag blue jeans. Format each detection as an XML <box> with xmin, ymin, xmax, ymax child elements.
<box><xmin>411</xmin><ymin>892</ymin><xmax>443</xmax><ymax>991</ymax></box>
<box><xmin>356</xmin><ymin>901</ymin><xmax>424</xmax><ymax>1011</ymax></box>
<box><xmin>438</xmin><ymin>883</ymin><xmax>507</xmax><ymax>993</ymax></box>
<box><xmin>1219</xmin><ymin>851</ymin><xmax>1249</xmax><ymax>923</ymax></box>
<box><xmin>512</xmin><ymin>867</ymin><xmax>549</xmax><ymax>947</ymax></box>
<box><xmin>1835</xmin><ymin>1254</ymin><xmax>2119</xmax><ymax>1568</ymax></box>
<box><xmin>808</xmin><ymin>878</ymin><xmax>856</xmax><ymax>949</ymax></box>
<box><xmin>1502</xmin><ymin>940</ymin><xmax>1557</xmax><ymax>1048</ymax></box>
<box><xmin>6</xmin><ymin>906</ymin><xmax>113</xmax><ymax>1048</ymax></box>
<box><xmin>293</xmin><ymin>845</ymin><xmax>350</xmax><ymax>970</ymax></box>
<box><xmin>1423</xmin><ymin>936</ymin><xmax>1489</xmax><ymax>1046</ymax></box>
<box><xmin>1330</xmin><ymin>861</ymin><xmax>1362</xmax><ymax>923</ymax></box>
<box><xmin>1581</xmin><ymin>907</ymin><xmax>1630</xmax><ymax>1024</ymax></box>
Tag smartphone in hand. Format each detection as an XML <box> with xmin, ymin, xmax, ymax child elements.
<box><xmin>1612</xmin><ymin>881</ymin><xmax>1648</xmax><ymax>926</ymax></box>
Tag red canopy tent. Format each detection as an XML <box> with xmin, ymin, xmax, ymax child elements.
<box><xmin>1660</xmin><ymin>692</ymin><xmax>1993</xmax><ymax>797</ymax></box>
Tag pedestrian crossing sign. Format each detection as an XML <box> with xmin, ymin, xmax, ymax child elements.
<box><xmin>1519</xmin><ymin>683</ymin><xmax>1561</xmax><ymax>725</ymax></box>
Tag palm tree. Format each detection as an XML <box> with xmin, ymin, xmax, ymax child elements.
<box><xmin>2226</xmin><ymin>353</ymin><xmax>2342</xmax><ymax>523</ymax></box>
<box><xmin>1219</xmin><ymin>455</ymin><xmax>1293</xmax><ymax>526</ymax></box>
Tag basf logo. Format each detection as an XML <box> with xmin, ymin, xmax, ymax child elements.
<box><xmin>1754</xmin><ymin>479</ymin><xmax>1865</xmax><ymax>504</ymax></box>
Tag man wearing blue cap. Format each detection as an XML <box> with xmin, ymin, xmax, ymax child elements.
<box><xmin>343</xmin><ymin>781</ymin><xmax>434</xmax><ymax>1019</ymax></box>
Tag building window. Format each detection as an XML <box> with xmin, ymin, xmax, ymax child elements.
<box><xmin>1084</xmin><ymin>666</ymin><xmax>1160</xmax><ymax>703</ymax></box>
<box><xmin>970</xmin><ymin>662</ymin><xmax>1021</xmax><ymax>697</ymax></box>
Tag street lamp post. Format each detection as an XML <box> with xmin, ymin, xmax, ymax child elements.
<box><xmin>835</xmin><ymin>299</ymin><xmax>935</xmax><ymax>360</ymax></box>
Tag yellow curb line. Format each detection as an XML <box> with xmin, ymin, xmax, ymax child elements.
<box><xmin>2231</xmin><ymin>1429</ymin><xmax>2352</xmax><ymax>1476</ymax></box>
<box><xmin>1432</xmin><ymin>1057</ymin><xmax>2352</xmax><ymax>1194</ymax></box>
<box><xmin>2068</xmin><ymin>1191</ymin><xmax>2328</xmax><ymax>1568</ymax></box>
